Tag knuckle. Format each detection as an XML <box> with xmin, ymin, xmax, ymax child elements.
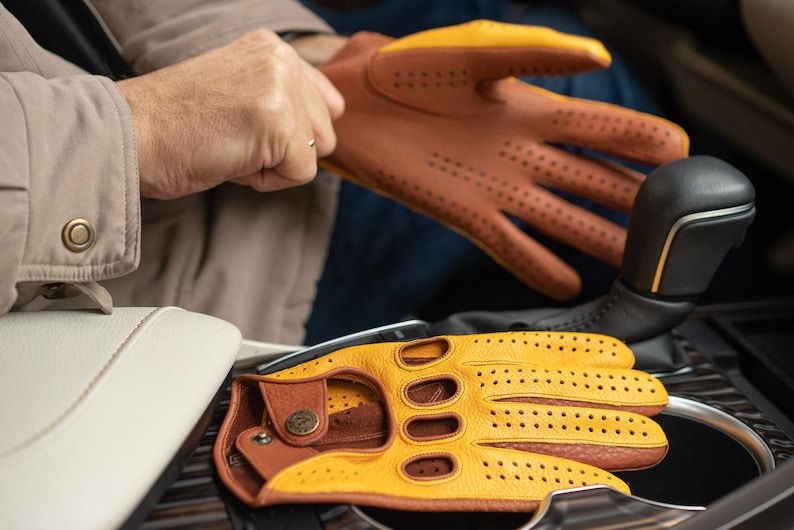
<box><xmin>250</xmin><ymin>90</ymin><xmax>292</xmax><ymax>123</ymax></box>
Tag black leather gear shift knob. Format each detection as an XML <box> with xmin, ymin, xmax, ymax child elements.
<box><xmin>431</xmin><ymin>156</ymin><xmax>757</xmax><ymax>371</ymax></box>
<box><xmin>621</xmin><ymin>156</ymin><xmax>756</xmax><ymax>298</ymax></box>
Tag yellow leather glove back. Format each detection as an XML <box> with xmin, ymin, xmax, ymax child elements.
<box><xmin>319</xmin><ymin>20</ymin><xmax>689</xmax><ymax>301</ymax></box>
<box><xmin>214</xmin><ymin>332</ymin><xmax>669</xmax><ymax>512</ymax></box>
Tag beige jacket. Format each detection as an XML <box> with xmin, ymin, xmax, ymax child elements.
<box><xmin>0</xmin><ymin>0</ymin><xmax>339</xmax><ymax>344</ymax></box>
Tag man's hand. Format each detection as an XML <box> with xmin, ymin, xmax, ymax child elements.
<box><xmin>118</xmin><ymin>29</ymin><xmax>344</xmax><ymax>199</ymax></box>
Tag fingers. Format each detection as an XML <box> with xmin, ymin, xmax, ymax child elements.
<box><xmin>267</xmin><ymin>134</ymin><xmax>320</xmax><ymax>187</ymax></box>
<box><xmin>498</xmin><ymin>141</ymin><xmax>645</xmax><ymax>212</ymax></box>
<box><xmin>233</xmin><ymin>136</ymin><xmax>319</xmax><ymax>192</ymax></box>
<box><xmin>505</xmin><ymin>80</ymin><xmax>690</xmax><ymax>165</ymax></box>
<box><xmin>469</xmin><ymin>212</ymin><xmax>583</xmax><ymax>300</ymax></box>
<box><xmin>498</xmin><ymin>184</ymin><xmax>627</xmax><ymax>269</ymax></box>
<box><xmin>299</xmin><ymin>59</ymin><xmax>342</xmax><ymax>157</ymax></box>
<box><xmin>301</xmin><ymin>57</ymin><xmax>345</xmax><ymax>120</ymax></box>
<box><xmin>482</xmin><ymin>402</ymin><xmax>668</xmax><ymax>471</ymax></box>
<box><xmin>471</xmin><ymin>445</ymin><xmax>631</xmax><ymax>496</ymax></box>
<box><xmin>253</xmin><ymin>38</ymin><xmax>337</xmax><ymax>187</ymax></box>
<box><xmin>235</xmin><ymin>141</ymin><xmax>320</xmax><ymax>192</ymax></box>
<box><xmin>480</xmin><ymin>366</ymin><xmax>669</xmax><ymax>414</ymax></box>
<box><xmin>256</xmin><ymin>46</ymin><xmax>341</xmax><ymax>187</ymax></box>
<box><xmin>452</xmin><ymin>332</ymin><xmax>637</xmax><ymax>368</ymax></box>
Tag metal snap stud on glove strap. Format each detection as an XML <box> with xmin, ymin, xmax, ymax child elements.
<box><xmin>318</xmin><ymin>20</ymin><xmax>689</xmax><ymax>300</ymax></box>
<box><xmin>214</xmin><ymin>332</ymin><xmax>669</xmax><ymax>512</ymax></box>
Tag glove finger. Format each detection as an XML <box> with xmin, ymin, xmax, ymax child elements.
<box><xmin>369</xmin><ymin>20</ymin><xmax>611</xmax><ymax>115</ymax></box>
<box><xmin>437</xmin><ymin>332</ymin><xmax>636</xmax><ymax>368</ymax></box>
<box><xmin>298</xmin><ymin>62</ymin><xmax>340</xmax><ymax>157</ymax></box>
<box><xmin>401</xmin><ymin>387</ymin><xmax>668</xmax><ymax>472</ymax></box>
<box><xmin>466</xmin><ymin>211</ymin><xmax>583</xmax><ymax>300</ymax></box>
<box><xmin>478</xmin><ymin>402</ymin><xmax>668</xmax><ymax>472</ymax></box>
<box><xmin>272</xmin><ymin>333</ymin><xmax>639</xmax><ymax>385</ymax></box>
<box><xmin>335</xmin><ymin>333</ymin><xmax>637</xmax><ymax>376</ymax></box>
<box><xmin>498</xmin><ymin>184</ymin><xmax>627</xmax><ymax>268</ymax></box>
<box><xmin>378</xmin><ymin>20</ymin><xmax>610</xmax><ymax>78</ymax></box>
<box><xmin>255</xmin><ymin>439</ymin><xmax>631</xmax><ymax>511</ymax></box>
<box><xmin>499</xmin><ymin>80</ymin><xmax>689</xmax><ymax>165</ymax></box>
<box><xmin>447</xmin><ymin>444</ymin><xmax>632</xmax><ymax>505</ymax></box>
<box><xmin>496</xmin><ymin>140</ymin><xmax>645</xmax><ymax>212</ymax></box>
<box><xmin>469</xmin><ymin>362</ymin><xmax>667</xmax><ymax>416</ymax></box>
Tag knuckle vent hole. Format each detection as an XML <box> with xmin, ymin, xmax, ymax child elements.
<box><xmin>403</xmin><ymin>454</ymin><xmax>457</xmax><ymax>481</ymax></box>
<box><xmin>405</xmin><ymin>377</ymin><xmax>459</xmax><ymax>405</ymax></box>
<box><xmin>399</xmin><ymin>337</ymin><xmax>451</xmax><ymax>366</ymax></box>
<box><xmin>404</xmin><ymin>414</ymin><xmax>461</xmax><ymax>441</ymax></box>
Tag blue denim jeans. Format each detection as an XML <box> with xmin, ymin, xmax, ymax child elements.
<box><xmin>303</xmin><ymin>1</ymin><xmax>663</xmax><ymax>344</ymax></box>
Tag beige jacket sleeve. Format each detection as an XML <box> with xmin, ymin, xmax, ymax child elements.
<box><xmin>0</xmin><ymin>5</ymin><xmax>140</xmax><ymax>314</ymax></box>
<box><xmin>0</xmin><ymin>0</ymin><xmax>332</xmax><ymax>317</ymax></box>
<box><xmin>87</xmin><ymin>0</ymin><xmax>333</xmax><ymax>73</ymax></box>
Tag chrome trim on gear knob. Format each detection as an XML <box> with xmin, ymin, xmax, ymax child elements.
<box><xmin>651</xmin><ymin>202</ymin><xmax>756</xmax><ymax>293</ymax></box>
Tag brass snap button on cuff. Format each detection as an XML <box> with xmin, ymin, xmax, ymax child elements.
<box><xmin>62</xmin><ymin>219</ymin><xmax>95</xmax><ymax>252</ymax></box>
<box><xmin>44</xmin><ymin>283</ymin><xmax>66</xmax><ymax>299</ymax></box>
<box><xmin>286</xmin><ymin>410</ymin><xmax>320</xmax><ymax>436</ymax></box>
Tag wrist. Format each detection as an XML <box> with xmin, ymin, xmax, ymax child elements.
<box><xmin>117</xmin><ymin>76</ymin><xmax>162</xmax><ymax>198</ymax></box>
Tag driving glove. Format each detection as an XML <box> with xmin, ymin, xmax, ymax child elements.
<box><xmin>319</xmin><ymin>20</ymin><xmax>689</xmax><ymax>300</ymax></box>
<box><xmin>214</xmin><ymin>331</ymin><xmax>668</xmax><ymax>512</ymax></box>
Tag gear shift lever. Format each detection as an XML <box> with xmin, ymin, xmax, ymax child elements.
<box><xmin>622</xmin><ymin>156</ymin><xmax>756</xmax><ymax>298</ymax></box>
<box><xmin>432</xmin><ymin>156</ymin><xmax>756</xmax><ymax>370</ymax></box>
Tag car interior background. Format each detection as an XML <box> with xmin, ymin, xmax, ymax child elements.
<box><xmin>1</xmin><ymin>0</ymin><xmax>793</xmax><ymax>529</ymax></box>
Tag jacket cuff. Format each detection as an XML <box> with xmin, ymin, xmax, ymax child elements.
<box><xmin>0</xmin><ymin>72</ymin><xmax>140</xmax><ymax>312</ymax></box>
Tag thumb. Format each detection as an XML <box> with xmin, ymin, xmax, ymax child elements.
<box><xmin>364</xmin><ymin>20</ymin><xmax>611</xmax><ymax>114</ymax></box>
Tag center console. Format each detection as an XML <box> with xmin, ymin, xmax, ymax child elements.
<box><xmin>138</xmin><ymin>157</ymin><xmax>793</xmax><ymax>528</ymax></box>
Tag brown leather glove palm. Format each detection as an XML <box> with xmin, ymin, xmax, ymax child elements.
<box><xmin>319</xmin><ymin>20</ymin><xmax>689</xmax><ymax>300</ymax></box>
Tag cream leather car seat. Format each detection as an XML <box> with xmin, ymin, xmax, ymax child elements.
<box><xmin>0</xmin><ymin>307</ymin><xmax>242</xmax><ymax>529</ymax></box>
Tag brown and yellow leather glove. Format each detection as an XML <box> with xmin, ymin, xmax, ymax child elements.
<box><xmin>319</xmin><ymin>20</ymin><xmax>689</xmax><ymax>301</ymax></box>
<box><xmin>214</xmin><ymin>332</ymin><xmax>669</xmax><ymax>512</ymax></box>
